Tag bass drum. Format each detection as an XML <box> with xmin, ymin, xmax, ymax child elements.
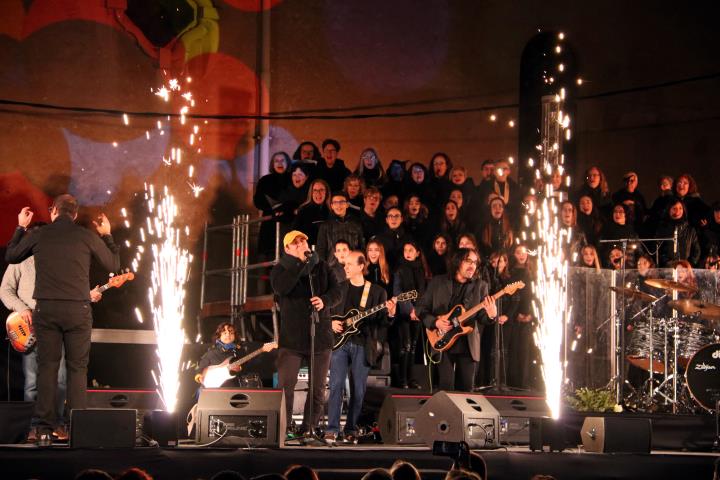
<box><xmin>686</xmin><ymin>343</ymin><xmax>720</xmax><ymax>411</ymax></box>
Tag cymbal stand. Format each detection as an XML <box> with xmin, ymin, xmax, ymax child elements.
<box><xmin>630</xmin><ymin>294</ymin><xmax>668</xmax><ymax>403</ymax></box>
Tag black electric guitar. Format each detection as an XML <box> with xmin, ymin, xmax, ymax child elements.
<box><xmin>426</xmin><ymin>281</ymin><xmax>525</xmax><ymax>352</ymax></box>
<box><xmin>331</xmin><ymin>290</ymin><xmax>418</xmax><ymax>351</ymax></box>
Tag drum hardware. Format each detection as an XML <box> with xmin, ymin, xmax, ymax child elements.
<box><xmin>644</xmin><ymin>278</ymin><xmax>698</xmax><ymax>294</ymax></box>
<box><xmin>714</xmin><ymin>399</ymin><xmax>720</xmax><ymax>452</ymax></box>
<box><xmin>609</xmin><ymin>286</ymin><xmax>658</xmax><ymax>304</ymax></box>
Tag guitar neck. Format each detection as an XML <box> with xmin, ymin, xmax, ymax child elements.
<box><xmin>346</xmin><ymin>303</ymin><xmax>387</xmax><ymax>324</ymax></box>
<box><xmin>457</xmin><ymin>290</ymin><xmax>508</xmax><ymax>323</ymax></box>
<box><xmin>229</xmin><ymin>347</ymin><xmax>265</xmax><ymax>369</ymax></box>
<box><xmin>97</xmin><ymin>282</ymin><xmax>112</xmax><ymax>293</ymax></box>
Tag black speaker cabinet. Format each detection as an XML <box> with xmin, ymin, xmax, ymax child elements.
<box><xmin>581</xmin><ymin>416</ymin><xmax>652</xmax><ymax>453</ymax></box>
<box><xmin>0</xmin><ymin>401</ymin><xmax>34</xmax><ymax>443</ymax></box>
<box><xmin>378</xmin><ymin>394</ymin><xmax>431</xmax><ymax>445</ymax></box>
<box><xmin>196</xmin><ymin>388</ymin><xmax>286</xmax><ymax>447</ymax></box>
<box><xmin>70</xmin><ymin>408</ymin><xmax>137</xmax><ymax>448</ymax></box>
<box><xmin>484</xmin><ymin>395</ymin><xmax>550</xmax><ymax>444</ymax></box>
<box><xmin>416</xmin><ymin>391</ymin><xmax>500</xmax><ymax>449</ymax></box>
<box><xmin>87</xmin><ymin>389</ymin><xmax>161</xmax><ymax>441</ymax></box>
<box><xmin>529</xmin><ymin>417</ymin><xmax>566</xmax><ymax>452</ymax></box>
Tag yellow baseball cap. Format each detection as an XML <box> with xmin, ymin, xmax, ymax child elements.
<box><xmin>283</xmin><ymin>230</ymin><xmax>308</xmax><ymax>248</ymax></box>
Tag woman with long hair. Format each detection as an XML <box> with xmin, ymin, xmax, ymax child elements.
<box><xmin>391</xmin><ymin>240</ymin><xmax>430</xmax><ymax>389</ymax></box>
<box><xmin>293</xmin><ymin>179</ymin><xmax>330</xmax><ymax>247</ymax></box>
<box><xmin>576</xmin><ymin>244</ymin><xmax>602</xmax><ymax>271</ymax></box>
<box><xmin>253</xmin><ymin>151</ymin><xmax>291</xmax><ymax>255</ymax></box>
<box><xmin>364</xmin><ymin>239</ymin><xmax>391</xmax><ymax>294</ymax></box>
<box><xmin>576</xmin><ymin>194</ymin><xmax>603</xmax><ymax>247</ymax></box>
<box><xmin>426</xmin><ymin>233</ymin><xmax>451</xmax><ymax>276</ymax></box>
<box><xmin>343</xmin><ymin>173</ymin><xmax>365</xmax><ymax>210</ymax></box>
<box><xmin>355</xmin><ymin>147</ymin><xmax>386</xmax><ymax>189</ymax></box>
<box><xmin>478</xmin><ymin>197</ymin><xmax>514</xmax><ymax>258</ymax></box>
<box><xmin>403</xmin><ymin>194</ymin><xmax>431</xmax><ymax>250</ymax></box>
<box><xmin>574</xmin><ymin>165</ymin><xmax>611</xmax><ymax>213</ymax></box>
<box><xmin>559</xmin><ymin>200</ymin><xmax>588</xmax><ymax>262</ymax></box>
<box><xmin>404</xmin><ymin>162</ymin><xmax>432</xmax><ymax>208</ymax></box>
<box><xmin>439</xmin><ymin>200</ymin><xmax>466</xmax><ymax>246</ymax></box>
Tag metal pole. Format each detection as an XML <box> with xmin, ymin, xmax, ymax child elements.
<box><xmin>199</xmin><ymin>221</ymin><xmax>209</xmax><ymax>336</ymax></box>
<box><xmin>609</xmin><ymin>271</ymin><xmax>620</xmax><ymax>404</ymax></box>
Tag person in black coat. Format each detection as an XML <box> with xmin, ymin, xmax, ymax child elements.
<box><xmin>611</xmin><ymin>171</ymin><xmax>647</xmax><ymax>229</ymax></box>
<box><xmin>426</xmin><ymin>233</ymin><xmax>451</xmax><ymax>276</ymax></box>
<box><xmin>316</xmin><ymin>192</ymin><xmax>365</xmax><ymax>261</ymax></box>
<box><xmin>316</xmin><ymin>139</ymin><xmax>350</xmax><ymax>192</ymax></box>
<box><xmin>504</xmin><ymin>244</ymin><xmax>535</xmax><ymax>390</ymax></box>
<box><xmin>450</xmin><ymin>166</ymin><xmax>475</xmax><ymax>210</ymax></box>
<box><xmin>572</xmin><ymin>166</ymin><xmax>611</xmax><ymax>216</ymax></box>
<box><xmin>417</xmin><ymin>248</ymin><xmax>497</xmax><ymax>392</ymax></box>
<box><xmin>278</xmin><ymin>164</ymin><xmax>311</xmax><ymax>226</ymax></box>
<box><xmin>270</xmin><ymin>230</ymin><xmax>342</xmax><ymax>437</ymax></box>
<box><xmin>253</xmin><ymin>151</ymin><xmax>290</xmax><ymax>255</ymax></box>
<box><xmin>404</xmin><ymin>163</ymin><xmax>433</xmax><ymax>208</ymax></box>
<box><xmin>599</xmin><ymin>203</ymin><xmax>637</xmax><ymax>257</ymax></box>
<box><xmin>700</xmin><ymin>202</ymin><xmax>720</xmax><ymax>263</ymax></box>
<box><xmin>375</xmin><ymin>207</ymin><xmax>413</xmax><ymax>270</ymax></box>
<box><xmin>655</xmin><ymin>198</ymin><xmax>702</xmax><ymax>267</ymax></box>
<box><xmin>293</xmin><ymin>179</ymin><xmax>330</xmax><ymax>247</ymax></box>
<box><xmin>359</xmin><ymin>187</ymin><xmax>385</xmax><ymax>241</ymax></box>
<box><xmin>391</xmin><ymin>241</ymin><xmax>429</xmax><ymax>389</ymax></box>
<box><xmin>428</xmin><ymin>153</ymin><xmax>454</xmax><ymax>212</ymax></box>
<box><xmin>402</xmin><ymin>195</ymin><xmax>432</xmax><ymax>251</ymax></box>
<box><xmin>365</xmin><ymin>239</ymin><xmax>392</xmax><ymax>295</ymax></box>
<box><xmin>382</xmin><ymin>160</ymin><xmax>408</xmax><ymax>204</ymax></box>
<box><xmin>355</xmin><ymin>148</ymin><xmax>387</xmax><ymax>189</ymax></box>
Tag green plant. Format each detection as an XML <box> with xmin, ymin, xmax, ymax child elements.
<box><xmin>565</xmin><ymin>387</ymin><xmax>617</xmax><ymax>412</ymax></box>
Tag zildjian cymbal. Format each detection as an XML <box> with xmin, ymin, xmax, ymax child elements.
<box><xmin>644</xmin><ymin>278</ymin><xmax>699</xmax><ymax>293</ymax></box>
<box><xmin>609</xmin><ymin>286</ymin><xmax>658</xmax><ymax>303</ymax></box>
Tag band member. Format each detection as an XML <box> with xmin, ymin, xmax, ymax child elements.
<box><xmin>0</xmin><ymin>247</ymin><xmax>102</xmax><ymax>441</ymax></box>
<box><xmin>195</xmin><ymin>323</ymin><xmax>245</xmax><ymax>387</ymax></box>
<box><xmin>325</xmin><ymin>251</ymin><xmax>396</xmax><ymax>444</ymax></box>
<box><xmin>5</xmin><ymin>195</ymin><xmax>120</xmax><ymax>446</ymax></box>
<box><xmin>270</xmin><ymin>230</ymin><xmax>342</xmax><ymax>440</ymax></box>
<box><xmin>417</xmin><ymin>248</ymin><xmax>497</xmax><ymax>392</ymax></box>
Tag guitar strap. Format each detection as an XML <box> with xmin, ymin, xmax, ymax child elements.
<box><xmin>359</xmin><ymin>281</ymin><xmax>371</xmax><ymax>310</ymax></box>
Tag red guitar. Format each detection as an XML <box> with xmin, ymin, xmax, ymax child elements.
<box><xmin>5</xmin><ymin>272</ymin><xmax>135</xmax><ymax>353</ymax></box>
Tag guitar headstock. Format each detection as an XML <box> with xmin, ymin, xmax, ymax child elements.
<box><xmin>263</xmin><ymin>341</ymin><xmax>278</xmax><ymax>352</ymax></box>
<box><xmin>503</xmin><ymin>281</ymin><xmax>525</xmax><ymax>295</ymax></box>
<box><xmin>107</xmin><ymin>272</ymin><xmax>135</xmax><ymax>289</ymax></box>
<box><xmin>395</xmin><ymin>290</ymin><xmax>418</xmax><ymax>302</ymax></box>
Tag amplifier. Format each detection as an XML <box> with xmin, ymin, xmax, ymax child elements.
<box><xmin>378</xmin><ymin>394</ymin><xmax>431</xmax><ymax>445</ymax></box>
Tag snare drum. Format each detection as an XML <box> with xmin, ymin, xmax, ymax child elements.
<box><xmin>685</xmin><ymin>343</ymin><xmax>720</xmax><ymax>411</ymax></box>
<box><xmin>626</xmin><ymin>319</ymin><xmax>668</xmax><ymax>373</ymax></box>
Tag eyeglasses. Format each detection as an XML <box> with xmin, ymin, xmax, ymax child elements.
<box><xmin>387</xmin><ymin>214</ymin><xmax>402</xmax><ymax>219</ymax></box>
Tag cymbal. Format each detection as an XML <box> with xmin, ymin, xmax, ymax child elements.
<box><xmin>644</xmin><ymin>278</ymin><xmax>698</xmax><ymax>293</ymax></box>
<box><xmin>668</xmin><ymin>299</ymin><xmax>720</xmax><ymax>321</ymax></box>
<box><xmin>609</xmin><ymin>286</ymin><xmax>658</xmax><ymax>303</ymax></box>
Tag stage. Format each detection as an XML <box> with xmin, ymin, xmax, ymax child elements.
<box><xmin>0</xmin><ymin>443</ymin><xmax>716</xmax><ymax>480</ymax></box>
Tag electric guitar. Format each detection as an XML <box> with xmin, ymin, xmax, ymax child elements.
<box><xmin>331</xmin><ymin>290</ymin><xmax>418</xmax><ymax>351</ymax></box>
<box><xmin>426</xmin><ymin>281</ymin><xmax>525</xmax><ymax>352</ymax></box>
<box><xmin>5</xmin><ymin>271</ymin><xmax>135</xmax><ymax>353</ymax></box>
<box><xmin>200</xmin><ymin>341</ymin><xmax>278</xmax><ymax>388</ymax></box>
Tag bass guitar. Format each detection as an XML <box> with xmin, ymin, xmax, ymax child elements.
<box><xmin>332</xmin><ymin>290</ymin><xmax>418</xmax><ymax>351</ymax></box>
<box><xmin>426</xmin><ymin>281</ymin><xmax>525</xmax><ymax>352</ymax></box>
<box><xmin>200</xmin><ymin>341</ymin><xmax>278</xmax><ymax>388</ymax></box>
<box><xmin>5</xmin><ymin>271</ymin><xmax>135</xmax><ymax>353</ymax></box>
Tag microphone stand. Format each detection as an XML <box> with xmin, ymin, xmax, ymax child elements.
<box><xmin>304</xmin><ymin>251</ymin><xmax>325</xmax><ymax>445</ymax></box>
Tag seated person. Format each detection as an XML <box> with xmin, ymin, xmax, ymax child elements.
<box><xmin>195</xmin><ymin>323</ymin><xmax>247</xmax><ymax>388</ymax></box>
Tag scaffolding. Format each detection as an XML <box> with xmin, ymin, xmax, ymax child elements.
<box><xmin>198</xmin><ymin>214</ymin><xmax>280</xmax><ymax>343</ymax></box>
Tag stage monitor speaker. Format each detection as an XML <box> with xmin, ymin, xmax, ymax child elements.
<box><xmin>0</xmin><ymin>401</ymin><xmax>33</xmax><ymax>443</ymax></box>
<box><xmin>484</xmin><ymin>395</ymin><xmax>550</xmax><ymax>444</ymax></box>
<box><xmin>87</xmin><ymin>389</ymin><xmax>161</xmax><ymax>441</ymax></box>
<box><xmin>70</xmin><ymin>408</ymin><xmax>137</xmax><ymax>448</ymax></box>
<box><xmin>196</xmin><ymin>388</ymin><xmax>285</xmax><ymax>447</ymax></box>
<box><xmin>378</xmin><ymin>394</ymin><xmax>431</xmax><ymax>445</ymax></box>
<box><xmin>581</xmin><ymin>416</ymin><xmax>652</xmax><ymax>453</ymax></box>
<box><xmin>415</xmin><ymin>391</ymin><xmax>500</xmax><ymax>449</ymax></box>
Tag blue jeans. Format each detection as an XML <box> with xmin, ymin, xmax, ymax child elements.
<box><xmin>327</xmin><ymin>342</ymin><xmax>371</xmax><ymax>435</ymax></box>
<box><xmin>23</xmin><ymin>346</ymin><xmax>67</xmax><ymax>426</ymax></box>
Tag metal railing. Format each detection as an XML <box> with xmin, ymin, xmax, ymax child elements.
<box><xmin>198</xmin><ymin>213</ymin><xmax>281</xmax><ymax>342</ymax></box>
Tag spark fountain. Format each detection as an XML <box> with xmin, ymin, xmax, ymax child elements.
<box><xmin>527</xmin><ymin>31</ymin><xmax>577</xmax><ymax>420</ymax></box>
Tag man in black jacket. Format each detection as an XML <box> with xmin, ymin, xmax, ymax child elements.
<box><xmin>270</xmin><ymin>230</ymin><xmax>342</xmax><ymax>440</ymax></box>
<box><xmin>5</xmin><ymin>195</ymin><xmax>120</xmax><ymax>446</ymax></box>
<box><xmin>417</xmin><ymin>248</ymin><xmax>497</xmax><ymax>392</ymax></box>
<box><xmin>325</xmin><ymin>251</ymin><xmax>395</xmax><ymax>444</ymax></box>
<box><xmin>316</xmin><ymin>192</ymin><xmax>365</xmax><ymax>261</ymax></box>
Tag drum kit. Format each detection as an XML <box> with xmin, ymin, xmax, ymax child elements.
<box><xmin>614</xmin><ymin>279</ymin><xmax>720</xmax><ymax>413</ymax></box>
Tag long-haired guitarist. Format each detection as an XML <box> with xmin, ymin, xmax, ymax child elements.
<box><xmin>417</xmin><ymin>248</ymin><xmax>498</xmax><ymax>392</ymax></box>
<box><xmin>326</xmin><ymin>251</ymin><xmax>396</xmax><ymax>444</ymax></box>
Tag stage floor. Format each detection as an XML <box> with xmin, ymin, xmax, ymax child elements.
<box><xmin>1</xmin><ymin>443</ymin><xmax>717</xmax><ymax>480</ymax></box>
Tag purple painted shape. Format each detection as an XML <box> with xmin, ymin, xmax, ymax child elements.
<box><xmin>64</xmin><ymin>128</ymin><xmax>169</xmax><ymax>205</ymax></box>
<box><xmin>324</xmin><ymin>0</ymin><xmax>449</xmax><ymax>93</ymax></box>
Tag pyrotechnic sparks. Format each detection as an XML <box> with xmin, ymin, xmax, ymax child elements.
<box><xmin>526</xmin><ymin>31</ymin><xmax>578</xmax><ymax>419</ymax></box>
<box><xmin>146</xmin><ymin>187</ymin><xmax>191</xmax><ymax>413</ymax></box>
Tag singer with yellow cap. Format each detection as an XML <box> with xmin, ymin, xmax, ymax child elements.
<box><xmin>270</xmin><ymin>230</ymin><xmax>342</xmax><ymax>443</ymax></box>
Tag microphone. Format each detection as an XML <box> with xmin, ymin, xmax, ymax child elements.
<box><xmin>673</xmin><ymin>226</ymin><xmax>678</xmax><ymax>258</ymax></box>
<box><xmin>304</xmin><ymin>251</ymin><xmax>314</xmax><ymax>259</ymax></box>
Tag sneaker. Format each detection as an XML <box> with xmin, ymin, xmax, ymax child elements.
<box><xmin>53</xmin><ymin>425</ymin><xmax>69</xmax><ymax>442</ymax></box>
<box><xmin>36</xmin><ymin>432</ymin><xmax>53</xmax><ymax>448</ymax></box>
<box><xmin>324</xmin><ymin>431</ymin><xmax>337</xmax><ymax>445</ymax></box>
